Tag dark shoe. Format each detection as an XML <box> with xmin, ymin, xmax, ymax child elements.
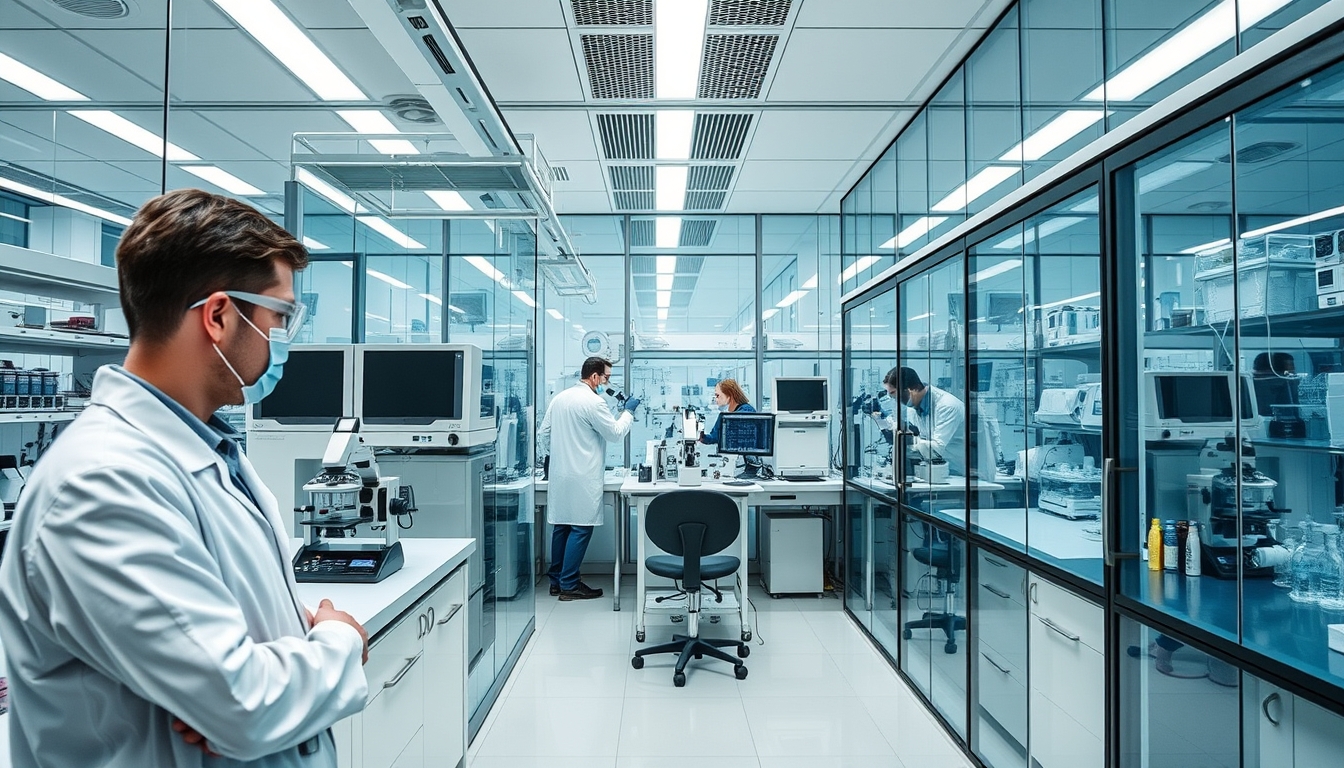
<box><xmin>558</xmin><ymin>582</ymin><xmax>604</xmax><ymax>601</ymax></box>
<box><xmin>549</xmin><ymin>583</ymin><xmax>561</xmax><ymax>596</ymax></box>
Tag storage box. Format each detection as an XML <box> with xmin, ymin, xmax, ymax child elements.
<box><xmin>1194</xmin><ymin>258</ymin><xmax>1316</xmax><ymax>323</ymax></box>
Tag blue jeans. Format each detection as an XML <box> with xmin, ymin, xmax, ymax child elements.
<box><xmin>549</xmin><ymin>524</ymin><xmax>595</xmax><ymax>591</ymax></box>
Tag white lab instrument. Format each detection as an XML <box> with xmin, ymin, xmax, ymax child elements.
<box><xmin>772</xmin><ymin>377</ymin><xmax>830</xmax><ymax>479</ymax></box>
<box><xmin>1037</xmin><ymin>463</ymin><xmax>1102</xmax><ymax>519</ymax></box>
<box><xmin>1035</xmin><ymin>387</ymin><xmax>1086</xmax><ymax>426</ymax></box>
<box><xmin>1044</xmin><ymin>305</ymin><xmax>1100</xmax><ymax>346</ymax></box>
<box><xmin>1195</xmin><ymin>234</ymin><xmax>1316</xmax><ymax>322</ymax></box>
<box><xmin>1014</xmin><ymin>441</ymin><xmax>1086</xmax><ymax>479</ymax></box>
<box><xmin>678</xmin><ymin>407</ymin><xmax>703</xmax><ymax>487</ymax></box>
<box><xmin>1318</xmin><ymin>262</ymin><xmax>1344</xmax><ymax>309</ymax></box>
<box><xmin>760</xmin><ymin>511</ymin><xmax>824</xmax><ymax>595</ymax></box>
<box><xmin>1144</xmin><ymin>371</ymin><xmax>1258</xmax><ymax>441</ymax></box>
<box><xmin>1079</xmin><ymin>382</ymin><xmax>1103</xmax><ymax>429</ymax></box>
<box><xmin>355</xmin><ymin>343</ymin><xmax>497</xmax><ymax>448</ymax></box>
<box><xmin>292</xmin><ymin>418</ymin><xmax>407</xmax><ymax>583</ymax></box>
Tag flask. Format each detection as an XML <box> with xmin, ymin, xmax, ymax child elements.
<box><xmin>1184</xmin><ymin>522</ymin><xmax>1201</xmax><ymax>576</ymax></box>
<box><xmin>1320</xmin><ymin>525</ymin><xmax>1344</xmax><ymax>610</ymax></box>
<box><xmin>1163</xmin><ymin>521</ymin><xmax>1178</xmax><ymax>572</ymax></box>
<box><xmin>1148</xmin><ymin>518</ymin><xmax>1164</xmax><ymax>571</ymax></box>
<box><xmin>1290</xmin><ymin>518</ymin><xmax>1314</xmax><ymax>603</ymax></box>
<box><xmin>1274</xmin><ymin>524</ymin><xmax>1301</xmax><ymax>588</ymax></box>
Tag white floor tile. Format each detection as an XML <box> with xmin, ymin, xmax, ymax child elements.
<box><xmin>617</xmin><ymin>758</ymin><xmax>760</xmax><ymax>768</ymax></box>
<box><xmin>472</xmin><ymin>696</ymin><xmax>625</xmax><ymax>757</ymax></box>
<box><xmin>831</xmin><ymin>652</ymin><xmax>911</xmax><ymax>697</ymax></box>
<box><xmin>472</xmin><ymin>757</ymin><xmax>616</xmax><ymax>768</ymax></box>
<box><xmin>617</xmin><ymin>696</ymin><xmax>757</xmax><ymax>757</ymax></box>
<box><xmin>626</xmin><ymin>651</ymin><xmax>749</xmax><ymax>698</ymax></box>
<box><xmin>744</xmin><ymin>696</ymin><xmax>895</xmax><ymax>757</ymax></box>
<box><xmin>860</xmin><ymin>694</ymin><xmax>966</xmax><ymax>760</ymax></box>
<box><xmin>758</xmin><ymin>756</ymin><xmax>904</xmax><ymax>768</ymax></box>
<box><xmin>735</xmin><ymin>653</ymin><xmax>857</xmax><ymax>699</ymax></box>
<box><xmin>508</xmin><ymin>653</ymin><xmax>632</xmax><ymax>698</ymax></box>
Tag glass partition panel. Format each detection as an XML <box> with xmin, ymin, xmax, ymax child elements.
<box><xmin>295</xmin><ymin>259</ymin><xmax>354</xmax><ymax>343</ymax></box>
<box><xmin>846</xmin><ymin>488</ymin><xmax>873</xmax><ymax>631</ymax></box>
<box><xmin>762</xmin><ymin>215</ymin><xmax>841</xmax><ymax>351</ymax></box>
<box><xmin>630</xmin><ymin>253</ymin><xmax>754</xmax><ymax>352</ymax></box>
<box><xmin>847</xmin><ymin>290</ymin><xmax>898</xmax><ymax>490</ymax></box>
<box><xmin>927</xmin><ymin>70</ymin><xmax>968</xmax><ymax>242</ymax></box>
<box><xmin>895</xmin><ymin>114</ymin><xmax>932</xmax><ymax>258</ymax></box>
<box><xmin>1240</xmin><ymin>0</ymin><xmax>1331</xmax><ymax>50</ymax></box>
<box><xmin>842</xmin><ymin>192</ymin><xmax>860</xmax><ymax>295</ymax></box>
<box><xmin>901</xmin><ymin>512</ymin><xmax>935</xmax><ymax>699</ymax></box>
<box><xmin>871</xmin><ymin>146</ymin><xmax>898</xmax><ymax>284</ymax></box>
<box><xmin>628</xmin><ymin>215</ymin><xmax>755</xmax><ymax>254</ymax></box>
<box><xmin>629</xmin><ymin>357</ymin><xmax>755</xmax><ymax>477</ymax></box>
<box><xmin>1020</xmin><ymin>0</ymin><xmax>1104</xmax><ymax>183</ymax></box>
<box><xmin>929</xmin><ymin>527</ymin><xmax>968</xmax><ymax>739</ymax></box>
<box><xmin>871</xmin><ymin>499</ymin><xmax>900</xmax><ymax>653</ymax></box>
<box><xmin>966</xmin><ymin>7</ymin><xmax>1023</xmax><ymax>214</ymax></box>
<box><xmin>363</xmin><ymin>256</ymin><xmax>443</xmax><ymax>343</ymax></box>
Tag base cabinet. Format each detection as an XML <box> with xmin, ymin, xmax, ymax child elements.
<box><xmin>1027</xmin><ymin>573</ymin><xmax>1104</xmax><ymax>768</ymax></box>
<box><xmin>1248</xmin><ymin>679</ymin><xmax>1344</xmax><ymax>768</ymax></box>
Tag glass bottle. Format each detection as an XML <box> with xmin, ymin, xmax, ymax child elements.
<box><xmin>1275</xmin><ymin>523</ymin><xmax>1301</xmax><ymax>589</ymax></box>
<box><xmin>1289</xmin><ymin>518</ymin><xmax>1317</xmax><ymax>604</ymax></box>
<box><xmin>1319</xmin><ymin>525</ymin><xmax>1344</xmax><ymax>611</ymax></box>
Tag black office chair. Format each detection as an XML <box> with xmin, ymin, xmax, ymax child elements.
<box><xmin>631</xmin><ymin>490</ymin><xmax>750</xmax><ymax>687</ymax></box>
<box><xmin>902</xmin><ymin>531</ymin><xmax>965</xmax><ymax>654</ymax></box>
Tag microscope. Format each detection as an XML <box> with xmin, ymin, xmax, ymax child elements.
<box><xmin>292</xmin><ymin>418</ymin><xmax>411</xmax><ymax>583</ymax></box>
<box><xmin>677</xmin><ymin>406</ymin><xmax>704</xmax><ymax>487</ymax></box>
<box><xmin>1186</xmin><ymin>437</ymin><xmax>1283</xmax><ymax>579</ymax></box>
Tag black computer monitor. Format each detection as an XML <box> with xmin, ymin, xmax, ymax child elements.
<box><xmin>718</xmin><ymin>412</ymin><xmax>776</xmax><ymax>456</ymax></box>
<box><xmin>361</xmin><ymin>348</ymin><xmax>464</xmax><ymax>423</ymax></box>
<box><xmin>773</xmin><ymin>378</ymin><xmax>827</xmax><ymax>413</ymax></box>
<box><xmin>254</xmin><ymin>348</ymin><xmax>346</xmax><ymax>424</ymax></box>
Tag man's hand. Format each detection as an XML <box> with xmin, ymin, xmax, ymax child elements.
<box><xmin>623</xmin><ymin>397</ymin><xmax>641</xmax><ymax>414</ymax></box>
<box><xmin>172</xmin><ymin>717</ymin><xmax>220</xmax><ymax>757</ymax></box>
<box><xmin>313</xmin><ymin>598</ymin><xmax>369</xmax><ymax>665</ymax></box>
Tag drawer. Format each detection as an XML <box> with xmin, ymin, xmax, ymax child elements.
<box><xmin>977</xmin><ymin>581</ymin><xmax>1027</xmax><ymax>672</ymax></box>
<box><xmin>422</xmin><ymin>565</ymin><xmax>468</xmax><ymax>633</ymax></box>
<box><xmin>1029</xmin><ymin>614</ymin><xmax>1104</xmax><ymax>740</ymax></box>
<box><xmin>1029</xmin><ymin>688</ymin><xmax>1103</xmax><ymax>768</ymax></box>
<box><xmin>978</xmin><ymin>552</ymin><xmax>1026</xmax><ymax>605</ymax></box>
<box><xmin>363</xmin><ymin>611</ymin><xmax>425</xmax><ymax>768</ymax></box>
<box><xmin>977</xmin><ymin>647</ymin><xmax>1027</xmax><ymax>744</ymax></box>
<box><xmin>366</xmin><ymin>609</ymin><xmax>424</xmax><ymax>693</ymax></box>
<box><xmin>1029</xmin><ymin>574</ymin><xmax>1103</xmax><ymax>654</ymax></box>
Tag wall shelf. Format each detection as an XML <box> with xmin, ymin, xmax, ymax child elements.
<box><xmin>0</xmin><ymin>412</ymin><xmax>78</xmax><ymax>425</ymax></box>
<box><xmin>0</xmin><ymin>325</ymin><xmax>127</xmax><ymax>356</ymax></box>
<box><xmin>0</xmin><ymin>244</ymin><xmax>119</xmax><ymax>306</ymax></box>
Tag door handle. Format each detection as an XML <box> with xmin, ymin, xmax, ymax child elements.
<box><xmin>424</xmin><ymin>607</ymin><xmax>435</xmax><ymax>634</ymax></box>
<box><xmin>417</xmin><ymin>613</ymin><xmax>428</xmax><ymax>639</ymax></box>
<box><xmin>981</xmin><ymin>652</ymin><xmax>1011</xmax><ymax>674</ymax></box>
<box><xmin>383</xmin><ymin>652</ymin><xmax>422</xmax><ymax>689</ymax></box>
<box><xmin>981</xmin><ymin>583</ymin><xmax>1011</xmax><ymax>599</ymax></box>
<box><xmin>1037</xmin><ymin>615</ymin><xmax>1080</xmax><ymax>642</ymax></box>
<box><xmin>1262</xmin><ymin>692</ymin><xmax>1282</xmax><ymax>726</ymax></box>
<box><xmin>438</xmin><ymin>603</ymin><xmax>463</xmax><ymax>625</ymax></box>
<box><xmin>1103</xmin><ymin>459</ymin><xmax>1137</xmax><ymax>567</ymax></box>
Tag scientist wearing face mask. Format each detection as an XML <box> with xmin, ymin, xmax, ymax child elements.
<box><xmin>699</xmin><ymin>378</ymin><xmax>755</xmax><ymax>445</ymax></box>
<box><xmin>870</xmin><ymin>366</ymin><xmax>992</xmax><ymax>480</ymax></box>
<box><xmin>0</xmin><ymin>189</ymin><xmax>370</xmax><ymax>767</ymax></box>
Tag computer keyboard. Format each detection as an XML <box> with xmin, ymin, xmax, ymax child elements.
<box><xmin>721</xmin><ymin>479</ymin><xmax>754</xmax><ymax>487</ymax></box>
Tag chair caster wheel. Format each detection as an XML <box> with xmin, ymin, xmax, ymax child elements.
<box><xmin>903</xmin><ymin>629</ymin><xmax>913</xmax><ymax>640</ymax></box>
<box><xmin>770</xmin><ymin>593</ymin><xmax>781</xmax><ymax>600</ymax></box>
<box><xmin>636</xmin><ymin>631</ymin><xmax>645</xmax><ymax>642</ymax></box>
<box><xmin>631</xmin><ymin>656</ymin><xmax>644</xmax><ymax>669</ymax></box>
<box><xmin>737</xmin><ymin>645</ymin><xmax>750</xmax><ymax>658</ymax></box>
<box><xmin>673</xmin><ymin>672</ymin><xmax>686</xmax><ymax>687</ymax></box>
<box><xmin>944</xmin><ymin>642</ymin><xmax>957</xmax><ymax>654</ymax></box>
<box><xmin>741</xmin><ymin>631</ymin><xmax>752</xmax><ymax>642</ymax></box>
<box><xmin>734</xmin><ymin>665</ymin><xmax>748</xmax><ymax>680</ymax></box>
<box><xmin>694</xmin><ymin>653</ymin><xmax>703</xmax><ymax>659</ymax></box>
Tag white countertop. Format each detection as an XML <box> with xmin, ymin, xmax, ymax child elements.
<box><xmin>536</xmin><ymin>469</ymin><xmax>629</xmax><ymax>494</ymax></box>
<box><xmin>290</xmin><ymin>538</ymin><xmax>474</xmax><ymax>639</ymax></box>
<box><xmin>621</xmin><ymin>478</ymin><xmax>761</xmax><ymax>496</ymax></box>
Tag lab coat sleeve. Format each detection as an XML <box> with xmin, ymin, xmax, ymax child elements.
<box><xmin>539</xmin><ymin>405</ymin><xmax>553</xmax><ymax>456</ymax></box>
<box><xmin>586</xmin><ymin>398</ymin><xmax>633</xmax><ymax>443</ymax></box>
<box><xmin>924</xmin><ymin>395</ymin><xmax>965</xmax><ymax>460</ymax></box>
<box><xmin>21</xmin><ymin>464</ymin><xmax>368</xmax><ymax>761</ymax></box>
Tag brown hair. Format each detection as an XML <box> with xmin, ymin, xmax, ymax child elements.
<box><xmin>115</xmin><ymin>189</ymin><xmax>308</xmax><ymax>344</ymax></box>
<box><xmin>717</xmin><ymin>378</ymin><xmax>749</xmax><ymax>408</ymax></box>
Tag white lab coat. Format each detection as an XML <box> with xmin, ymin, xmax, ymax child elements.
<box><xmin>539</xmin><ymin>382</ymin><xmax>632</xmax><ymax>526</ymax></box>
<box><xmin>879</xmin><ymin>385</ymin><xmax>995</xmax><ymax>480</ymax></box>
<box><xmin>0</xmin><ymin>367</ymin><xmax>368</xmax><ymax>768</ymax></box>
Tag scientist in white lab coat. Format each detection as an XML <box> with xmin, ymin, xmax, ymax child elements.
<box><xmin>871</xmin><ymin>366</ymin><xmax>994</xmax><ymax>480</ymax></box>
<box><xmin>0</xmin><ymin>189</ymin><xmax>370</xmax><ymax>767</ymax></box>
<box><xmin>539</xmin><ymin>357</ymin><xmax>640</xmax><ymax>600</ymax></box>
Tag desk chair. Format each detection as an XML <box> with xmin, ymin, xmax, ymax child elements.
<box><xmin>631</xmin><ymin>490</ymin><xmax>750</xmax><ymax>687</ymax></box>
<box><xmin>902</xmin><ymin>532</ymin><xmax>965</xmax><ymax>654</ymax></box>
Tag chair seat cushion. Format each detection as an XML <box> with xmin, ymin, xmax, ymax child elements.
<box><xmin>646</xmin><ymin>554</ymin><xmax>740</xmax><ymax>581</ymax></box>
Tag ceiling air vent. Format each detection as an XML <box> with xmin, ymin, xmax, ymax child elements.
<box><xmin>679</xmin><ymin>219</ymin><xmax>718</xmax><ymax>247</ymax></box>
<box><xmin>621</xmin><ymin>218</ymin><xmax>655</xmax><ymax>247</ymax></box>
<box><xmin>1216</xmin><ymin>141</ymin><xmax>1299</xmax><ymax>164</ymax></box>
<box><xmin>597</xmin><ymin>114</ymin><xmax>655</xmax><ymax>159</ymax></box>
<box><xmin>43</xmin><ymin>0</ymin><xmax>130</xmax><ymax>18</ymax></box>
<box><xmin>386</xmin><ymin>95</ymin><xmax>439</xmax><ymax>124</ymax></box>
<box><xmin>613</xmin><ymin>191</ymin><xmax>655</xmax><ymax>210</ymax></box>
<box><xmin>421</xmin><ymin>34</ymin><xmax>456</xmax><ymax>75</ymax></box>
<box><xmin>691</xmin><ymin>114</ymin><xmax>752</xmax><ymax>159</ymax></box>
<box><xmin>685</xmin><ymin>191</ymin><xmax>728</xmax><ymax>210</ymax></box>
<box><xmin>608</xmin><ymin>165</ymin><xmax>655</xmax><ymax>191</ymax></box>
<box><xmin>572</xmin><ymin>0</ymin><xmax>652</xmax><ymax>26</ymax></box>
<box><xmin>698</xmin><ymin>35</ymin><xmax>778</xmax><ymax>99</ymax></box>
<box><xmin>582</xmin><ymin>34</ymin><xmax>654</xmax><ymax>99</ymax></box>
<box><xmin>688</xmin><ymin>165</ymin><xmax>733</xmax><ymax>192</ymax></box>
<box><xmin>550</xmin><ymin>166</ymin><xmax>571</xmax><ymax>182</ymax></box>
<box><xmin>709</xmin><ymin>0</ymin><xmax>791</xmax><ymax>26</ymax></box>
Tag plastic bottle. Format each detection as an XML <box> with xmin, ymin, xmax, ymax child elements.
<box><xmin>1148</xmin><ymin>518</ymin><xmax>1164</xmax><ymax>571</ymax></box>
<box><xmin>1163</xmin><ymin>521</ymin><xmax>1178</xmax><ymax>572</ymax></box>
<box><xmin>1184</xmin><ymin>522</ymin><xmax>1202</xmax><ymax>576</ymax></box>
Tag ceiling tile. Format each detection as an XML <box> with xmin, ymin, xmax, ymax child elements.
<box><xmin>436</xmin><ymin>0</ymin><xmax>568</xmax><ymax>27</ymax></box>
<box><xmin>794</xmin><ymin>0</ymin><xmax>995</xmax><ymax>28</ymax></box>
<box><xmin>167</xmin><ymin>29</ymin><xmax>315</xmax><ymax>102</ymax></box>
<box><xmin>198</xmin><ymin>110</ymin><xmax>350</xmax><ymax>165</ymax></box>
<box><xmin>554</xmin><ymin>190</ymin><xmax>613</xmax><ymax>213</ymax></box>
<box><xmin>501</xmin><ymin>109</ymin><xmax>600</xmax><ymax>161</ymax></box>
<box><xmin>308</xmin><ymin>29</ymin><xmax>420</xmax><ymax>102</ymax></box>
<box><xmin>282</xmin><ymin>0</ymin><xmax>369</xmax><ymax>29</ymax></box>
<box><xmin>724</xmin><ymin>190</ymin><xmax>830</xmax><ymax>213</ymax></box>
<box><xmin>734</xmin><ymin>159</ymin><xmax>857</xmax><ymax>192</ymax></box>
<box><xmin>543</xmin><ymin>159</ymin><xmax>605</xmax><ymax>191</ymax></box>
<box><xmin>767</xmin><ymin>28</ymin><xmax>961</xmax><ymax>102</ymax></box>
<box><xmin>748</xmin><ymin>110</ymin><xmax>905</xmax><ymax>160</ymax></box>
<box><xmin>7</xmin><ymin>1</ymin><xmax>58</xmax><ymax>27</ymax></box>
<box><xmin>0</xmin><ymin>28</ymin><xmax>166</xmax><ymax>101</ymax></box>
<box><xmin>453</xmin><ymin>29</ymin><xmax>585</xmax><ymax>102</ymax></box>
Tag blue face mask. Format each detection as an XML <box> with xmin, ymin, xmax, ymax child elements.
<box><xmin>214</xmin><ymin>305</ymin><xmax>289</xmax><ymax>404</ymax></box>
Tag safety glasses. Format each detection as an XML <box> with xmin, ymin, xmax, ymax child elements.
<box><xmin>187</xmin><ymin>290</ymin><xmax>308</xmax><ymax>341</ymax></box>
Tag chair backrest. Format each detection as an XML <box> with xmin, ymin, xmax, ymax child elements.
<box><xmin>645</xmin><ymin>491</ymin><xmax>740</xmax><ymax>591</ymax></box>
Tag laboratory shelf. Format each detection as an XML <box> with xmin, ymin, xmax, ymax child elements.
<box><xmin>0</xmin><ymin>325</ymin><xmax>128</xmax><ymax>355</ymax></box>
<box><xmin>0</xmin><ymin>411</ymin><xmax>78</xmax><ymax>424</ymax></box>
<box><xmin>0</xmin><ymin>244</ymin><xmax>120</xmax><ymax>305</ymax></box>
<box><xmin>1253</xmin><ymin>436</ymin><xmax>1344</xmax><ymax>455</ymax></box>
<box><xmin>1145</xmin><ymin>306</ymin><xmax>1344</xmax><ymax>341</ymax></box>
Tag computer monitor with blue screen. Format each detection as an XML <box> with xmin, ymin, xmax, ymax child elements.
<box><xmin>718</xmin><ymin>412</ymin><xmax>775</xmax><ymax>456</ymax></box>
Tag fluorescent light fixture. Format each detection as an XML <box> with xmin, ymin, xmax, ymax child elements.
<box><xmin>68</xmin><ymin>111</ymin><xmax>198</xmax><ymax>161</ymax></box>
<box><xmin>365</xmin><ymin>312</ymin><xmax>389</xmax><ymax>322</ymax></box>
<box><xmin>761</xmin><ymin>308</ymin><xmax>780</xmax><ymax>321</ymax></box>
<box><xmin>657</xmin><ymin>307</ymin><xmax>669</xmax><ymax>321</ymax></box>
<box><xmin>776</xmin><ymin>290</ymin><xmax>808</xmax><ymax>309</ymax></box>
<box><xmin>840</xmin><ymin>255</ymin><xmax>881</xmax><ymax>283</ymax></box>
<box><xmin>1036</xmin><ymin>291</ymin><xmax>1101</xmax><ymax>311</ymax></box>
<box><xmin>1138</xmin><ymin>161</ymin><xmax>1212</xmax><ymax>195</ymax></box>
<box><xmin>355</xmin><ymin>216</ymin><xmax>426</xmax><ymax>250</ymax></box>
<box><xmin>366</xmin><ymin>268</ymin><xmax>413</xmax><ymax>289</ymax></box>
<box><xmin>656</xmin><ymin>274</ymin><xmax>674</xmax><ymax>291</ymax></box>
<box><xmin>882</xmin><ymin>216</ymin><xmax>950</xmax><ymax>250</ymax></box>
<box><xmin>656</xmin><ymin>165</ymin><xmax>688</xmax><ymax>211</ymax></box>
<box><xmin>546</xmin><ymin>308</ymin><xmax>565</xmax><ymax>320</ymax></box>
<box><xmin>178</xmin><ymin>165</ymin><xmax>263</xmax><ymax>196</ymax></box>
<box><xmin>512</xmin><ymin>290</ymin><xmax>537</xmax><ymax>308</ymax></box>
<box><xmin>464</xmin><ymin>255</ymin><xmax>506</xmax><ymax>282</ymax></box>
<box><xmin>302</xmin><ymin>237</ymin><xmax>329</xmax><ymax>250</ymax></box>
<box><xmin>908</xmin><ymin>312</ymin><xmax>934</xmax><ymax>322</ymax></box>
<box><xmin>1071</xmin><ymin>196</ymin><xmax>1100</xmax><ymax>214</ymax></box>
<box><xmin>972</xmin><ymin>260</ymin><xmax>1023</xmax><ymax>281</ymax></box>
<box><xmin>654</xmin><ymin>0</ymin><xmax>708</xmax><ymax>99</ymax></box>
<box><xmin>0</xmin><ymin>177</ymin><xmax>132</xmax><ymax>226</ymax></box>
<box><xmin>426</xmin><ymin>190</ymin><xmax>473</xmax><ymax>212</ymax></box>
<box><xmin>1240</xmin><ymin>204</ymin><xmax>1344</xmax><ymax>239</ymax></box>
<box><xmin>991</xmin><ymin>217</ymin><xmax>1088</xmax><ymax>250</ymax></box>
<box><xmin>448</xmin><ymin>304</ymin><xmax>465</xmax><ymax>314</ymax></box>
<box><xmin>297</xmin><ymin>168</ymin><xmax>357</xmax><ymax>213</ymax></box>
<box><xmin>999</xmin><ymin>111</ymin><xmax>1105</xmax><ymax>163</ymax></box>
<box><xmin>0</xmin><ymin>211</ymin><xmax>30</xmax><ymax>224</ymax></box>
<box><xmin>801</xmin><ymin>274</ymin><xmax>818</xmax><ymax>290</ymax></box>
<box><xmin>1180</xmin><ymin>238</ymin><xmax>1231</xmax><ymax>254</ymax></box>
<box><xmin>931</xmin><ymin>166</ymin><xmax>1019</xmax><ymax>212</ymax></box>
<box><xmin>210</xmin><ymin>0</ymin><xmax>367</xmax><ymax>101</ymax></box>
<box><xmin>336</xmin><ymin>110</ymin><xmax>419</xmax><ymax>155</ymax></box>
<box><xmin>656</xmin><ymin>216</ymin><xmax>682</xmax><ymax>248</ymax></box>
<box><xmin>657</xmin><ymin>290</ymin><xmax>671</xmax><ymax>309</ymax></box>
<box><xmin>657</xmin><ymin>255</ymin><xmax>677</xmax><ymax>275</ymax></box>
<box><xmin>656</xmin><ymin>111</ymin><xmax>695</xmax><ymax>160</ymax></box>
<box><xmin>419</xmin><ymin>293</ymin><xmax>443</xmax><ymax>306</ymax></box>
<box><xmin>0</xmin><ymin>53</ymin><xmax>88</xmax><ymax>101</ymax></box>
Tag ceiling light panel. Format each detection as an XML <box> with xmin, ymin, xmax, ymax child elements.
<box><xmin>68</xmin><ymin>111</ymin><xmax>198</xmax><ymax>161</ymax></box>
<box><xmin>656</xmin><ymin>110</ymin><xmax>695</xmax><ymax>160</ymax></box>
<box><xmin>656</xmin><ymin>165</ymin><xmax>689</xmax><ymax>211</ymax></box>
<box><xmin>698</xmin><ymin>35</ymin><xmax>777</xmax><ymax>99</ymax></box>
<box><xmin>0</xmin><ymin>52</ymin><xmax>88</xmax><ymax>101</ymax></box>
<box><xmin>597</xmin><ymin>113</ymin><xmax>655</xmax><ymax>159</ymax></box>
<box><xmin>179</xmin><ymin>165</ymin><xmax>264</xmax><ymax>196</ymax></box>
<box><xmin>709</xmin><ymin>0</ymin><xmax>791</xmax><ymax>26</ymax></box>
<box><xmin>655</xmin><ymin>216</ymin><xmax>681</xmax><ymax>248</ymax></box>
<box><xmin>210</xmin><ymin>0</ymin><xmax>367</xmax><ymax>101</ymax></box>
<box><xmin>582</xmin><ymin>34</ymin><xmax>655</xmax><ymax>99</ymax></box>
<box><xmin>655</xmin><ymin>0</ymin><xmax>708</xmax><ymax>99</ymax></box>
<box><xmin>426</xmin><ymin>190</ymin><xmax>473</xmax><ymax>211</ymax></box>
<box><xmin>572</xmin><ymin>0</ymin><xmax>653</xmax><ymax>25</ymax></box>
<box><xmin>336</xmin><ymin>110</ymin><xmax>420</xmax><ymax>155</ymax></box>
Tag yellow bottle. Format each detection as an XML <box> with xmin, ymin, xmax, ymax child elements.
<box><xmin>1147</xmin><ymin>518</ymin><xmax>1164</xmax><ymax>571</ymax></box>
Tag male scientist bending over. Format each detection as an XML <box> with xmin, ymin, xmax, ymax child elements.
<box><xmin>540</xmin><ymin>356</ymin><xmax>640</xmax><ymax>600</ymax></box>
<box><xmin>0</xmin><ymin>189</ymin><xmax>369</xmax><ymax>767</ymax></box>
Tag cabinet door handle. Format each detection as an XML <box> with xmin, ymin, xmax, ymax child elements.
<box><xmin>1028</xmin><ymin>582</ymin><xmax>1038</xmax><ymax>604</ymax></box>
<box><xmin>1263</xmin><ymin>693</ymin><xmax>1282</xmax><ymax>726</ymax></box>
<box><xmin>981</xmin><ymin>652</ymin><xmax>1011</xmax><ymax>675</ymax></box>
<box><xmin>1037</xmin><ymin>615</ymin><xmax>1080</xmax><ymax>642</ymax></box>
<box><xmin>984</xmin><ymin>556</ymin><xmax>1008</xmax><ymax>568</ymax></box>
<box><xmin>417</xmin><ymin>613</ymin><xmax>427</xmax><ymax>639</ymax></box>
<box><xmin>425</xmin><ymin>607</ymin><xmax>435</xmax><ymax>634</ymax></box>
<box><xmin>438</xmin><ymin>602</ymin><xmax>464</xmax><ymax>625</ymax></box>
<box><xmin>1103</xmin><ymin>459</ymin><xmax>1137</xmax><ymax>567</ymax></box>
<box><xmin>383</xmin><ymin>652</ymin><xmax>423</xmax><ymax>689</ymax></box>
<box><xmin>981</xmin><ymin>583</ymin><xmax>1011</xmax><ymax>599</ymax></box>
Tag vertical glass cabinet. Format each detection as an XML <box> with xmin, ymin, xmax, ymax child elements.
<box><xmin>842</xmin><ymin>20</ymin><xmax>1344</xmax><ymax>768</ymax></box>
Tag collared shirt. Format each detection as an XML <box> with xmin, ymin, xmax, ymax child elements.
<box><xmin>115</xmin><ymin>366</ymin><xmax>259</xmax><ymax>509</ymax></box>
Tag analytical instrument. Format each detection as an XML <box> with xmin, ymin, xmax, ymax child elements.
<box><xmin>1185</xmin><ymin>438</ymin><xmax>1283</xmax><ymax>579</ymax></box>
<box><xmin>772</xmin><ymin>377</ymin><xmax>830</xmax><ymax>479</ymax></box>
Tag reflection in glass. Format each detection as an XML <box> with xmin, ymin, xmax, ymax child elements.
<box><xmin>845</xmin><ymin>290</ymin><xmax>897</xmax><ymax>488</ymax></box>
<box><xmin>295</xmin><ymin>260</ymin><xmax>353</xmax><ymax>343</ymax></box>
<box><xmin>363</xmin><ymin>256</ymin><xmax>442</xmax><ymax>343</ymax></box>
<box><xmin>894</xmin><ymin>114</ymin><xmax>932</xmax><ymax>257</ymax></box>
<box><xmin>630</xmin><ymin>253</ymin><xmax>754</xmax><ymax>351</ymax></box>
<box><xmin>972</xmin><ymin>548</ymin><xmax>1028</xmax><ymax>768</ymax></box>
<box><xmin>927</xmin><ymin>71</ymin><xmax>968</xmax><ymax>241</ymax></box>
<box><xmin>966</xmin><ymin>8</ymin><xmax>1022</xmax><ymax>213</ymax></box>
<box><xmin>1020</xmin><ymin>0</ymin><xmax>1103</xmax><ymax>182</ymax></box>
<box><xmin>762</xmin><ymin>216</ymin><xmax>841</xmax><ymax>351</ymax></box>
